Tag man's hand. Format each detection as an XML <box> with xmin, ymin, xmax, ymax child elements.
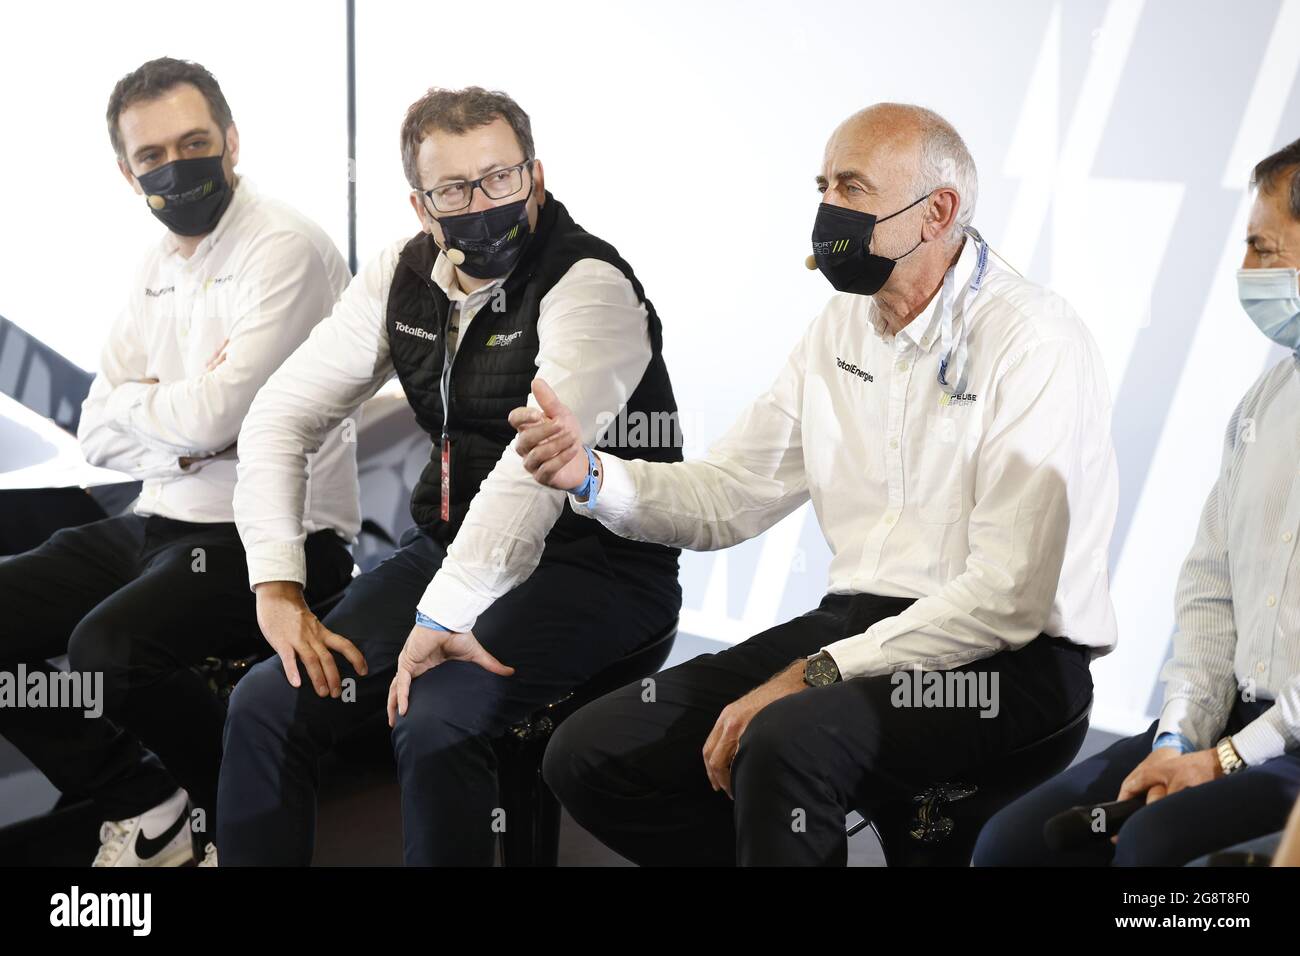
<box><xmin>508</xmin><ymin>378</ymin><xmax>590</xmax><ymax>491</ymax></box>
<box><xmin>386</xmin><ymin>625</ymin><xmax>515</xmax><ymax>726</ymax></box>
<box><xmin>180</xmin><ymin>440</ymin><xmax>236</xmax><ymax>471</ymax></box>
<box><xmin>1119</xmin><ymin>747</ymin><xmax>1222</xmax><ymax>806</ymax></box>
<box><xmin>703</xmin><ymin>660</ymin><xmax>808</xmax><ymax>798</ymax></box>
<box><xmin>1110</xmin><ymin>746</ymin><xmax>1223</xmax><ymax>843</ymax></box>
<box><xmin>254</xmin><ymin>581</ymin><xmax>368</xmax><ymax>697</ymax></box>
<box><xmin>205</xmin><ymin>338</ymin><xmax>229</xmax><ymax>373</ymax></box>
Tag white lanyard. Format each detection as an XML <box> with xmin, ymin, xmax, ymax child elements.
<box><xmin>936</xmin><ymin>229</ymin><xmax>992</xmax><ymax>397</ymax></box>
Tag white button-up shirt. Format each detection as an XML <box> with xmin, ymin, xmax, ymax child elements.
<box><xmin>1158</xmin><ymin>355</ymin><xmax>1300</xmax><ymax>765</ymax></box>
<box><xmin>233</xmin><ymin>228</ymin><xmax>653</xmax><ymax>623</ymax></box>
<box><xmin>78</xmin><ymin>177</ymin><xmax>358</xmax><ymax>532</ymax></box>
<box><xmin>577</xmin><ymin>237</ymin><xmax>1119</xmax><ymax>681</ymax></box>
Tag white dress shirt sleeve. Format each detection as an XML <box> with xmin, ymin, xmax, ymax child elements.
<box><xmin>1153</xmin><ymin>404</ymin><xmax>1242</xmax><ymax>750</ymax></box>
<box><xmin>568</xmin><ymin>326</ymin><xmax>811</xmax><ymax>552</ymax></box>
<box><xmin>414</xmin><ymin>259</ymin><xmax>652</xmax><ymax>631</ymax></box>
<box><xmin>824</xmin><ymin>336</ymin><xmax>1102</xmax><ymax>681</ymax></box>
<box><xmin>1231</xmin><ymin>680</ymin><xmax>1300</xmax><ymax>766</ymax></box>
<box><xmin>77</xmin><ymin>289</ymin><xmax>187</xmax><ymax>480</ymax></box>
<box><xmin>105</xmin><ymin>231</ymin><xmax>344</xmax><ymax>459</ymax></box>
<box><xmin>234</xmin><ymin>243</ymin><xmax>398</xmax><ymax>589</ymax></box>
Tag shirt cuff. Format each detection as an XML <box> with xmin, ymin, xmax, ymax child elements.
<box><xmin>1155</xmin><ymin>696</ymin><xmax>1224</xmax><ymax>751</ymax></box>
<box><xmin>822</xmin><ymin>631</ymin><xmax>887</xmax><ymax>682</ymax></box>
<box><xmin>415</xmin><ymin>610</ymin><xmax>450</xmax><ymax>631</ymax></box>
<box><xmin>245</xmin><ymin>541</ymin><xmax>307</xmax><ymax>590</ymax></box>
<box><xmin>416</xmin><ymin>571</ymin><xmax>483</xmax><ymax>634</ymax></box>
<box><xmin>1230</xmin><ymin>705</ymin><xmax>1291</xmax><ymax>766</ymax></box>
<box><xmin>105</xmin><ymin>381</ymin><xmax>153</xmax><ymax>430</ymax></box>
<box><xmin>568</xmin><ymin>450</ymin><xmax>635</xmax><ymax>523</ymax></box>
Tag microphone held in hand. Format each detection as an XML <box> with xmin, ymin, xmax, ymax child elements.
<box><xmin>1043</xmin><ymin>796</ymin><xmax>1145</xmax><ymax>851</ymax></box>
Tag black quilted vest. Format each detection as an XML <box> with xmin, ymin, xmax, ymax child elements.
<box><xmin>384</xmin><ymin>191</ymin><xmax>683</xmax><ymax>563</ymax></box>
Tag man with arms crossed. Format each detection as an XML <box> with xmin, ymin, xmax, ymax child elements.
<box><xmin>0</xmin><ymin>57</ymin><xmax>355</xmax><ymax>867</ymax></box>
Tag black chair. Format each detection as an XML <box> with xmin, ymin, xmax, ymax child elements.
<box><xmin>492</xmin><ymin>621</ymin><xmax>679</xmax><ymax>867</ymax></box>
<box><xmin>847</xmin><ymin>701</ymin><xmax>1092</xmax><ymax>866</ymax></box>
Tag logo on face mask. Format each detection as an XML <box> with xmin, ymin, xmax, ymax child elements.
<box><xmin>808</xmin><ymin>194</ymin><xmax>927</xmax><ymax>296</ymax></box>
<box><xmin>431</xmin><ymin>180</ymin><xmax>535</xmax><ymax>280</ymax></box>
<box><xmin>136</xmin><ymin>148</ymin><xmax>232</xmax><ymax>237</ymax></box>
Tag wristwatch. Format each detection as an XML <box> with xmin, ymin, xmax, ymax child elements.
<box><xmin>1215</xmin><ymin>736</ymin><xmax>1246</xmax><ymax>775</ymax></box>
<box><xmin>803</xmin><ymin>651</ymin><xmax>841</xmax><ymax>688</ymax></box>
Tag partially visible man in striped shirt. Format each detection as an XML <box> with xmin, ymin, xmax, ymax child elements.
<box><xmin>975</xmin><ymin>135</ymin><xmax>1300</xmax><ymax>867</ymax></box>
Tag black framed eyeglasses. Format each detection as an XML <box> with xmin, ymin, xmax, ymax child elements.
<box><xmin>422</xmin><ymin>159</ymin><xmax>534</xmax><ymax>213</ymax></box>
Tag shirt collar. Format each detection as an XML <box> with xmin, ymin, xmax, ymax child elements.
<box><xmin>430</xmin><ymin>246</ymin><xmax>510</xmax><ymax>304</ymax></box>
<box><xmin>873</xmin><ymin>239</ymin><xmax>977</xmax><ymax>356</ymax></box>
<box><xmin>158</xmin><ymin>174</ymin><xmax>255</xmax><ymax>261</ymax></box>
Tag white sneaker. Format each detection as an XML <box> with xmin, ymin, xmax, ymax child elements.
<box><xmin>91</xmin><ymin>789</ymin><xmax>194</xmax><ymax>867</ymax></box>
<box><xmin>197</xmin><ymin>843</ymin><xmax>218</xmax><ymax>867</ymax></box>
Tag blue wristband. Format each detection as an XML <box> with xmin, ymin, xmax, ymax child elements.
<box><xmin>566</xmin><ymin>445</ymin><xmax>599</xmax><ymax>511</ymax></box>
<box><xmin>1152</xmin><ymin>731</ymin><xmax>1194</xmax><ymax>754</ymax></box>
<box><xmin>415</xmin><ymin>610</ymin><xmax>451</xmax><ymax>632</ymax></box>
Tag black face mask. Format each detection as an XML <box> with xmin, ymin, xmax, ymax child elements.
<box><xmin>431</xmin><ymin>181</ymin><xmax>535</xmax><ymax>280</ymax></box>
<box><xmin>136</xmin><ymin>151</ymin><xmax>233</xmax><ymax>238</ymax></box>
<box><xmin>809</xmin><ymin>194</ymin><xmax>927</xmax><ymax>295</ymax></box>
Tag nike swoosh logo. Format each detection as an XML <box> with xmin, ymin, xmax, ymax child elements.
<box><xmin>134</xmin><ymin>810</ymin><xmax>188</xmax><ymax>859</ymax></box>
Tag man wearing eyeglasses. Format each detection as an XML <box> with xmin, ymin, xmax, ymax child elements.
<box><xmin>218</xmin><ymin>86</ymin><xmax>684</xmax><ymax>865</ymax></box>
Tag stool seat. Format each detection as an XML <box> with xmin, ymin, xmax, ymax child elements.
<box><xmin>849</xmin><ymin>701</ymin><xmax>1092</xmax><ymax>866</ymax></box>
<box><xmin>493</xmin><ymin>621</ymin><xmax>679</xmax><ymax>866</ymax></box>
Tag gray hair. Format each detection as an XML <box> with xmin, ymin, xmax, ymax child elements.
<box><xmin>906</xmin><ymin>104</ymin><xmax>979</xmax><ymax>245</ymax></box>
<box><xmin>1252</xmin><ymin>137</ymin><xmax>1300</xmax><ymax>221</ymax></box>
<box><xmin>400</xmin><ymin>86</ymin><xmax>534</xmax><ymax>190</ymax></box>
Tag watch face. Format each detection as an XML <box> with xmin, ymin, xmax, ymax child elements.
<box><xmin>806</xmin><ymin>655</ymin><xmax>838</xmax><ymax>686</ymax></box>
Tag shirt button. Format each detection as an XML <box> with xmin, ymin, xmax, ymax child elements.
<box><xmin>889</xmin><ymin>439</ymin><xmax>899</xmax><ymax>449</ymax></box>
<box><xmin>1267</xmin><ymin>595</ymin><xmax>1277</xmax><ymax>607</ymax></box>
<box><xmin>885</xmin><ymin>513</ymin><xmax>897</xmax><ymax>525</ymax></box>
<box><xmin>1258</xmin><ymin>662</ymin><xmax>1267</xmax><ymax>674</ymax></box>
<box><xmin>897</xmin><ymin>362</ymin><xmax>910</xmax><ymax>372</ymax></box>
<box><xmin>1285</xmin><ymin>532</ymin><xmax>1294</xmax><ymax>543</ymax></box>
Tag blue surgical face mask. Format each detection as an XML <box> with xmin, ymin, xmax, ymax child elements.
<box><xmin>1237</xmin><ymin>267</ymin><xmax>1300</xmax><ymax>350</ymax></box>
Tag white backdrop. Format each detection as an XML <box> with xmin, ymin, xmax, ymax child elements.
<box><xmin>2</xmin><ymin>0</ymin><xmax>1299</xmax><ymax>734</ymax></box>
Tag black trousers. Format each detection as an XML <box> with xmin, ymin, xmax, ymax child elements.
<box><xmin>972</xmin><ymin>699</ymin><xmax>1300</xmax><ymax>866</ymax></box>
<box><xmin>542</xmin><ymin>592</ymin><xmax>1094</xmax><ymax>866</ymax></box>
<box><xmin>0</xmin><ymin>513</ymin><xmax>352</xmax><ymax>837</ymax></box>
<box><xmin>217</xmin><ymin>526</ymin><xmax>681</xmax><ymax>866</ymax></box>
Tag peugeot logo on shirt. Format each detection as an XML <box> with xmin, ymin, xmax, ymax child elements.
<box><xmin>486</xmin><ymin>330</ymin><xmax>524</xmax><ymax>348</ymax></box>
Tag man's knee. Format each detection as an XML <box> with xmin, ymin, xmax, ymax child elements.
<box><xmin>225</xmin><ymin>658</ymin><xmax>297</xmax><ymax>743</ymax></box>
<box><xmin>66</xmin><ymin>611</ymin><xmax>131</xmax><ymax>683</ymax></box>
<box><xmin>1112</xmin><ymin>803</ymin><xmax>1193</xmax><ymax>866</ymax></box>
<box><xmin>732</xmin><ymin>698</ymin><xmax>807</xmax><ymax>791</ymax></box>
<box><xmin>541</xmin><ymin>699</ymin><xmax>630</xmax><ymax>812</ymax></box>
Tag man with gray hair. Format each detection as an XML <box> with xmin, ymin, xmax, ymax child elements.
<box><xmin>513</xmin><ymin>103</ymin><xmax>1118</xmax><ymax>865</ymax></box>
<box><xmin>218</xmin><ymin>86</ymin><xmax>684</xmax><ymax>865</ymax></box>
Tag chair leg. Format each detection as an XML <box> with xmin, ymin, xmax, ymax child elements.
<box><xmin>496</xmin><ymin>744</ymin><xmax>534</xmax><ymax>867</ymax></box>
<box><xmin>534</xmin><ymin>772</ymin><xmax>562</xmax><ymax>866</ymax></box>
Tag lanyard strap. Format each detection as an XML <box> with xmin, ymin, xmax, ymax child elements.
<box><xmin>937</xmin><ymin>233</ymin><xmax>990</xmax><ymax>396</ymax></box>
